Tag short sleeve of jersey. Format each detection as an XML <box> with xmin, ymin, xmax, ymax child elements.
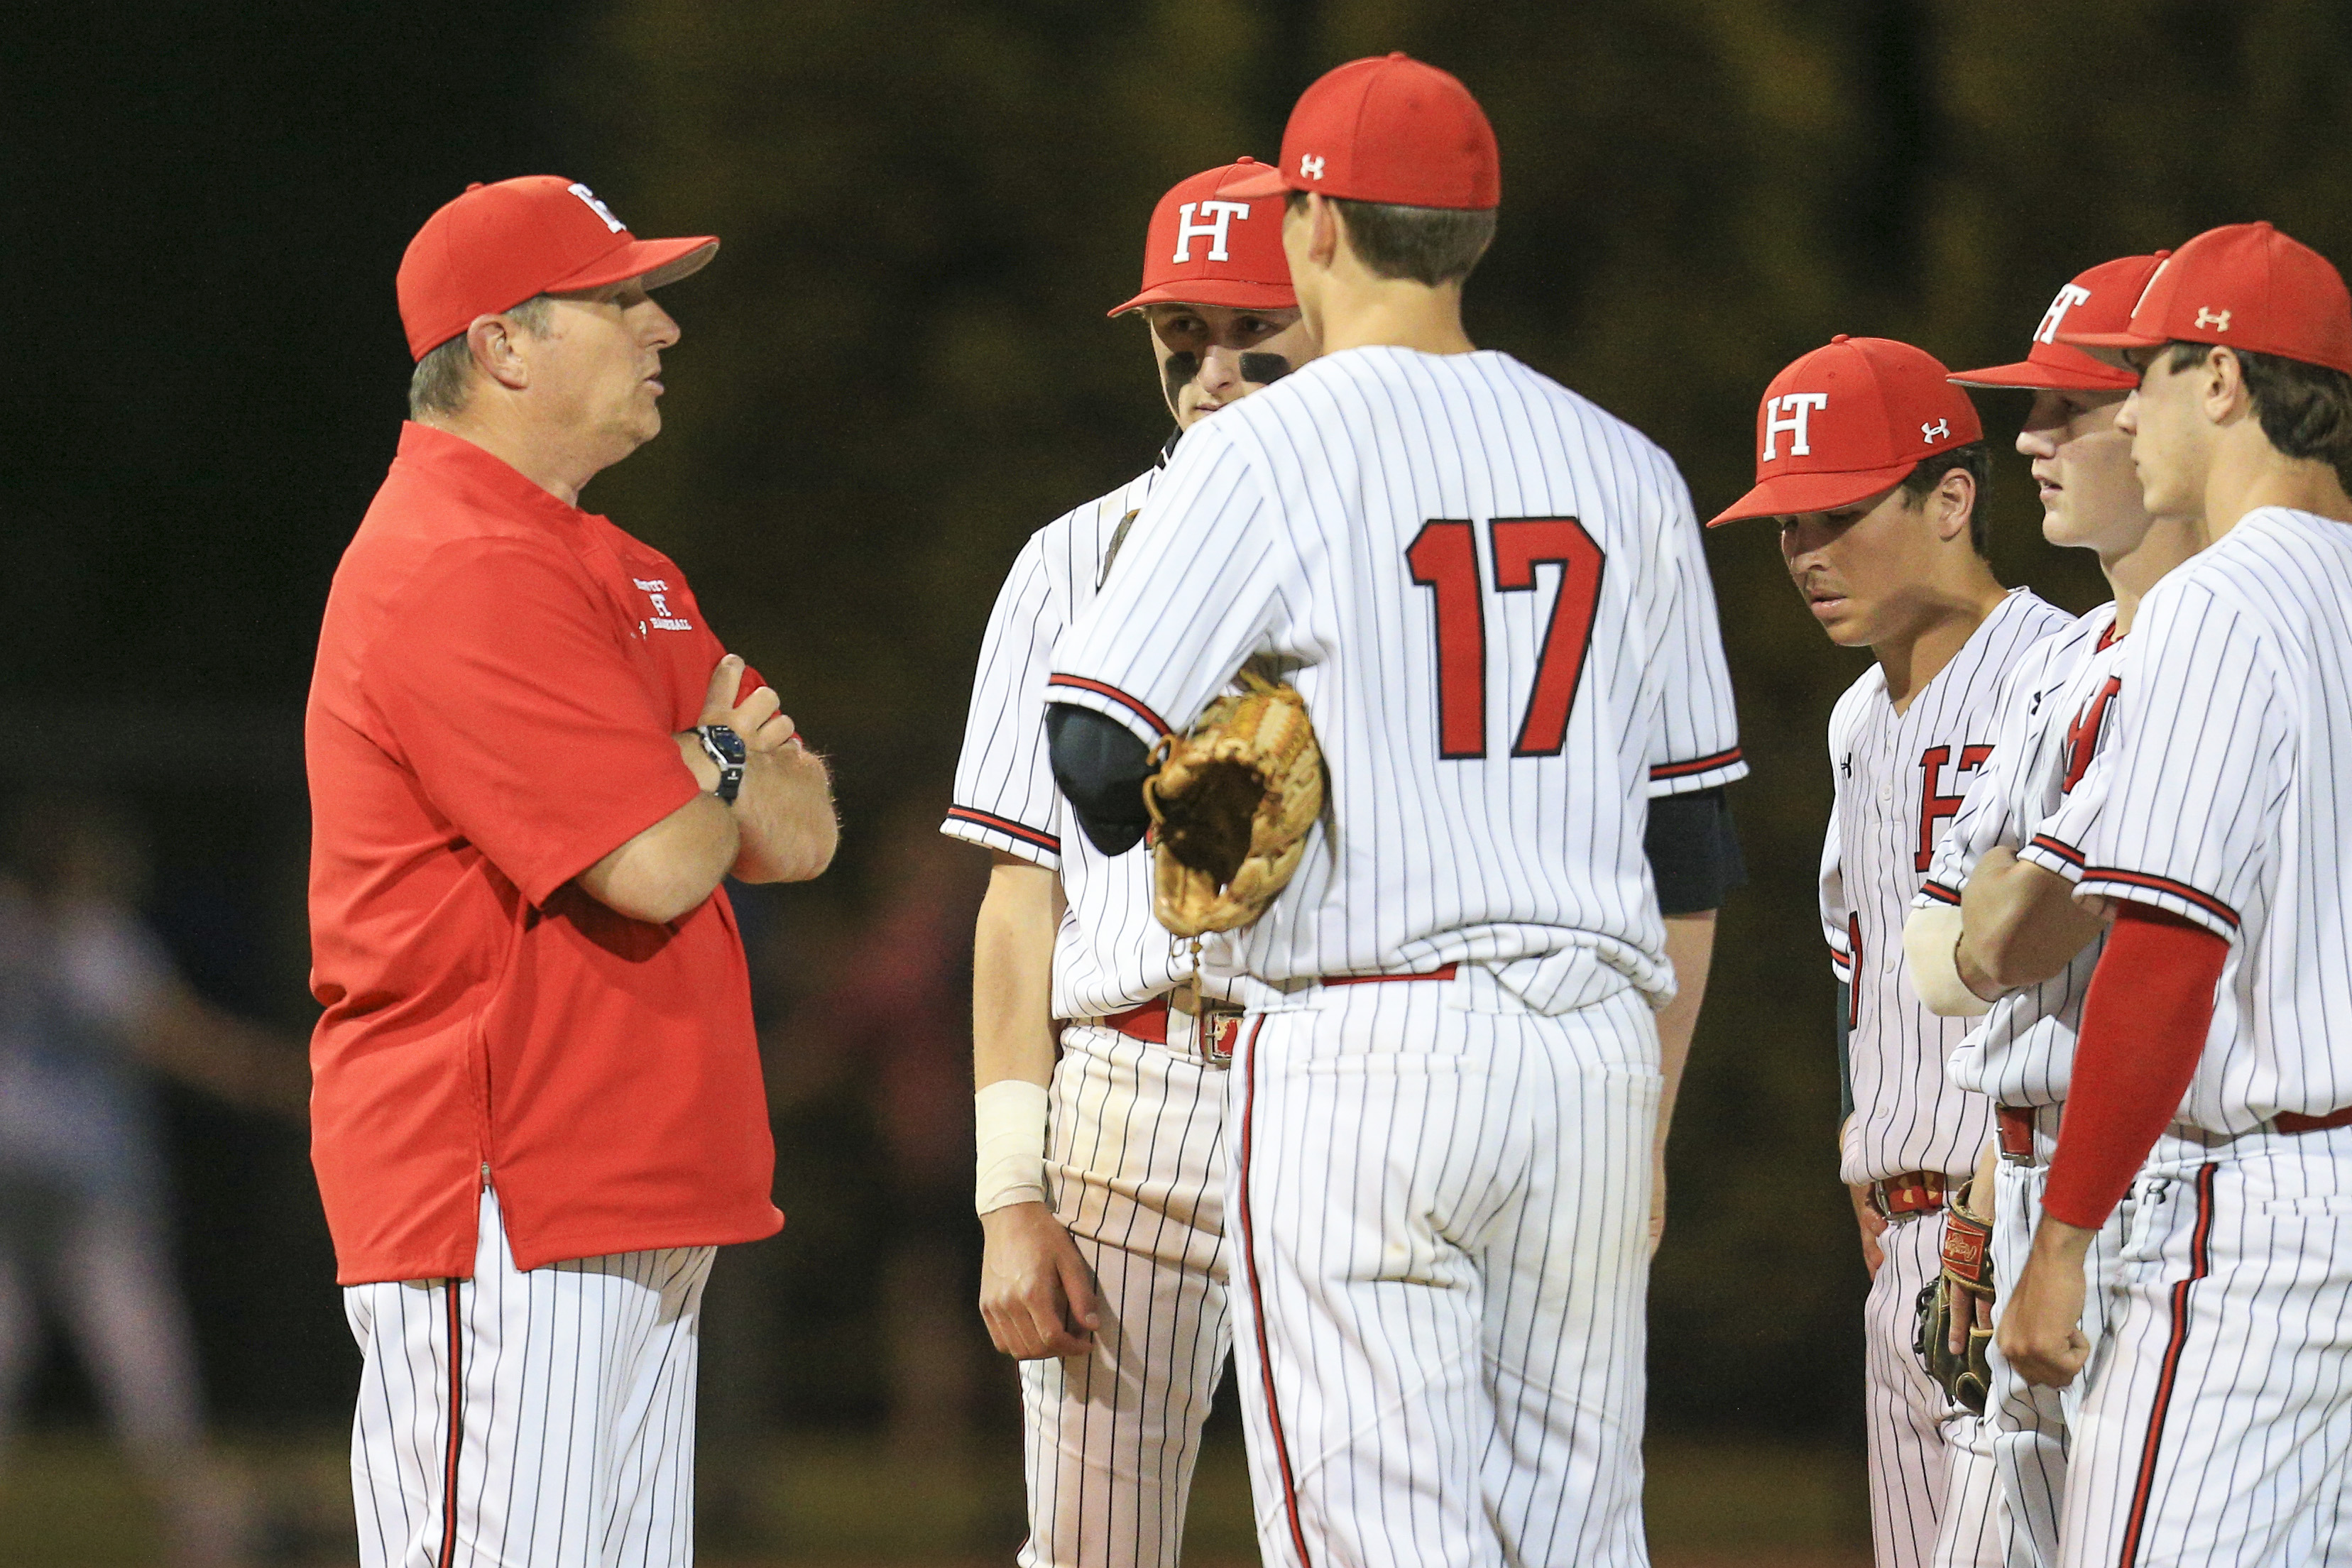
<box><xmin>1049</xmin><ymin>425</ymin><xmax>1296</xmax><ymax>742</ymax></box>
<box><xmin>1643</xmin><ymin>461</ymin><xmax>1748</xmax><ymax>796</ymax></box>
<box><xmin>366</xmin><ymin>538</ymin><xmax>702</xmax><ymax>909</ymax></box>
<box><xmin>2074</xmin><ymin>582</ymin><xmax>2290</xmax><ymax>941</ymax></box>
<box><xmin>1821</xmin><ymin>796</ymin><xmax>1852</xmax><ymax>985</ymax></box>
<box><xmin>943</xmin><ymin>535</ymin><xmax>1064</xmax><ymax>868</ymax></box>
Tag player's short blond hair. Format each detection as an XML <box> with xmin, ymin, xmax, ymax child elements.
<box><xmin>1289</xmin><ymin>192</ymin><xmax>1497</xmax><ymax>287</ymax></box>
<box><xmin>2167</xmin><ymin>340</ymin><xmax>2352</xmax><ymax>492</ymax></box>
<box><xmin>407</xmin><ymin>295</ymin><xmax>555</xmax><ymax>420</ymax></box>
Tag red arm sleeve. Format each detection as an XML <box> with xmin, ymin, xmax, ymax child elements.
<box><xmin>2041</xmin><ymin>904</ymin><xmax>2228</xmax><ymax>1229</ymax></box>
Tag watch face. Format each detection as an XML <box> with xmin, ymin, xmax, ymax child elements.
<box><xmin>704</xmin><ymin>725</ymin><xmax>747</xmax><ymax>765</ymax></box>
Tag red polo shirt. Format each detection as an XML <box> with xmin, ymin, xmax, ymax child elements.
<box><xmin>306</xmin><ymin>422</ymin><xmax>781</xmax><ymax>1285</ymax></box>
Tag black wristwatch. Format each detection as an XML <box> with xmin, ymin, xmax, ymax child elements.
<box><xmin>697</xmin><ymin>724</ymin><xmax>746</xmax><ymax>805</ymax></box>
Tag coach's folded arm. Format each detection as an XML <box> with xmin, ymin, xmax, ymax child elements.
<box><xmin>578</xmin><ymin>667</ymin><xmax>838</xmax><ymax>925</ymax></box>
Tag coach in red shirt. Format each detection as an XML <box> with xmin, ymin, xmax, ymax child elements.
<box><xmin>307</xmin><ymin>175</ymin><xmax>836</xmax><ymax>1568</ymax></box>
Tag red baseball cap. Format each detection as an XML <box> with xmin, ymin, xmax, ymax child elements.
<box><xmin>1225</xmin><ymin>53</ymin><xmax>1498</xmax><ymax>209</ymax></box>
<box><xmin>396</xmin><ymin>176</ymin><xmax>718</xmax><ymax>361</ymax></box>
<box><xmin>1108</xmin><ymin>159</ymin><xmax>1296</xmax><ymax>317</ymax></box>
<box><xmin>1947</xmin><ymin>253</ymin><xmax>2167</xmax><ymax>392</ymax></box>
<box><xmin>1709</xmin><ymin>336</ymin><xmax>1984</xmax><ymax>527</ymax></box>
<box><xmin>2058</xmin><ymin>221</ymin><xmax>2352</xmax><ymax>377</ymax></box>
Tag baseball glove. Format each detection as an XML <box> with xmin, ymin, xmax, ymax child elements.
<box><xmin>1143</xmin><ymin>672</ymin><xmax>1324</xmax><ymax>937</ymax></box>
<box><xmin>1913</xmin><ymin>1180</ymin><xmax>1996</xmax><ymax>1415</ymax></box>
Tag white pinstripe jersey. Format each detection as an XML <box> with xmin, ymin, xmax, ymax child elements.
<box><xmin>1824</xmin><ymin>587</ymin><xmax>2069</xmax><ymax>1182</ymax></box>
<box><xmin>2040</xmin><ymin>507</ymin><xmax>2352</xmax><ymax>1134</ymax></box>
<box><xmin>944</xmin><ymin>463</ymin><xmax>1213</xmax><ymax>1021</ymax></box>
<box><xmin>1914</xmin><ymin>604</ymin><xmax>2122</xmax><ymax>1108</ymax></box>
<box><xmin>1049</xmin><ymin>346</ymin><xmax>1746</xmax><ymax>1012</ymax></box>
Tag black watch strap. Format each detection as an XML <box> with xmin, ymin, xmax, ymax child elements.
<box><xmin>697</xmin><ymin>725</ymin><xmax>747</xmax><ymax>805</ymax></box>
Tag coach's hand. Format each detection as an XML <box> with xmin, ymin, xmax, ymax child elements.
<box><xmin>980</xmin><ymin>1202</ymin><xmax>1101</xmax><ymax>1360</ymax></box>
<box><xmin>1849</xmin><ymin>1182</ymin><xmax>1888</xmax><ymax>1278</ymax></box>
<box><xmin>1998</xmin><ymin>1215</ymin><xmax>2094</xmax><ymax>1387</ymax></box>
<box><xmin>700</xmin><ymin>654</ymin><xmax>798</xmax><ymax>753</ymax></box>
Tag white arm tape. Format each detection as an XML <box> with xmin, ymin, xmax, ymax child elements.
<box><xmin>974</xmin><ymin>1078</ymin><xmax>1051</xmax><ymax>1216</ymax></box>
<box><xmin>1903</xmin><ymin>904</ymin><xmax>1994</xmax><ymax>1019</ymax></box>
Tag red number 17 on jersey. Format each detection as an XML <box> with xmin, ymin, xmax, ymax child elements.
<box><xmin>1405</xmin><ymin>517</ymin><xmax>1607</xmax><ymax>760</ymax></box>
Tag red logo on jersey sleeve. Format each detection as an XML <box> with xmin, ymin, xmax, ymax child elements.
<box><xmin>1915</xmin><ymin>744</ymin><xmax>1993</xmax><ymax>872</ymax></box>
<box><xmin>2062</xmin><ymin>676</ymin><xmax>2123</xmax><ymax>794</ymax></box>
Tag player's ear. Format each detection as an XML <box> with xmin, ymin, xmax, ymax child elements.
<box><xmin>1930</xmin><ymin>466</ymin><xmax>1976</xmax><ymax>544</ymax></box>
<box><xmin>1299</xmin><ymin>193</ymin><xmax>1343</xmax><ymax>270</ymax></box>
<box><xmin>468</xmin><ymin>313</ymin><xmax>532</xmax><ymax>393</ymax></box>
<box><xmin>2202</xmin><ymin>346</ymin><xmax>2250</xmax><ymax>422</ymax></box>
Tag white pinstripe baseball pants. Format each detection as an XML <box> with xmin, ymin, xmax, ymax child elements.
<box><xmin>1980</xmin><ymin>1119</ymin><xmax>2130</xmax><ymax>1568</ymax></box>
<box><xmin>1870</xmin><ymin>1205</ymin><xmax>2005</xmax><ymax>1568</ymax></box>
<box><xmin>2055</xmin><ymin>1124</ymin><xmax>2352</xmax><ymax>1567</ymax></box>
<box><xmin>1227</xmin><ymin>977</ymin><xmax>1658</xmax><ymax>1568</ymax></box>
<box><xmin>344</xmin><ymin>1188</ymin><xmax>713</xmax><ymax>1568</ymax></box>
<box><xmin>1019</xmin><ymin>1022</ymin><xmax>1231</xmax><ymax>1568</ymax></box>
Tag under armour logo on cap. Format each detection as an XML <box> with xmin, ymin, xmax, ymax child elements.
<box><xmin>1922</xmin><ymin>418</ymin><xmax>1950</xmax><ymax>443</ymax></box>
<box><xmin>1300</xmin><ymin>154</ymin><xmax>1326</xmax><ymax>180</ymax></box>
<box><xmin>2196</xmin><ymin>307</ymin><xmax>2232</xmax><ymax>331</ymax></box>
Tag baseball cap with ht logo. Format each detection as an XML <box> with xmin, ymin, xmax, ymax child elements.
<box><xmin>1947</xmin><ymin>253</ymin><xmax>2170</xmax><ymax>393</ymax></box>
<box><xmin>1109</xmin><ymin>159</ymin><xmax>1296</xmax><ymax>317</ymax></box>
<box><xmin>1225</xmin><ymin>53</ymin><xmax>1498</xmax><ymax>209</ymax></box>
<box><xmin>2058</xmin><ymin>221</ymin><xmax>2352</xmax><ymax>377</ymax></box>
<box><xmin>396</xmin><ymin>175</ymin><xmax>718</xmax><ymax>361</ymax></box>
<box><xmin>1709</xmin><ymin>336</ymin><xmax>1983</xmax><ymax>527</ymax></box>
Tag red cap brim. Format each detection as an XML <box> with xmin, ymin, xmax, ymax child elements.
<box><xmin>1108</xmin><ymin>278</ymin><xmax>1298</xmax><ymax>317</ymax></box>
<box><xmin>1706</xmin><ymin>460</ymin><xmax>1918</xmax><ymax>528</ymax></box>
<box><xmin>546</xmin><ymin>235</ymin><xmax>719</xmax><ymax>296</ymax></box>
<box><xmin>1223</xmin><ymin>165</ymin><xmax>1292</xmax><ymax>199</ymax></box>
<box><xmin>1946</xmin><ymin>358</ymin><xmax>2137</xmax><ymax>391</ymax></box>
<box><xmin>2053</xmin><ymin>329</ymin><xmax>2158</xmax><ymax>370</ymax></box>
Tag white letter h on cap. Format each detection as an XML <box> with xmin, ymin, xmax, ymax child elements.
<box><xmin>1173</xmin><ymin>200</ymin><xmax>1251</xmax><ymax>263</ymax></box>
<box><xmin>1763</xmin><ymin>393</ymin><xmax>1828</xmax><ymax>461</ymax></box>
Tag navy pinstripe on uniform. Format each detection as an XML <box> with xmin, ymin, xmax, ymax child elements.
<box><xmin>945</xmin><ymin>462</ymin><xmax>1237</xmax><ymax>1568</ymax></box>
<box><xmin>1913</xmin><ymin>603</ymin><xmax>2133</xmax><ymax>1568</ymax></box>
<box><xmin>344</xmin><ymin>1188</ymin><xmax>711</xmax><ymax>1568</ymax></box>
<box><xmin>1820</xmin><ymin>586</ymin><xmax>2069</xmax><ymax>1568</ymax></box>
<box><xmin>1051</xmin><ymin>346</ymin><xmax>1744</xmax><ymax>1568</ymax></box>
<box><xmin>2021</xmin><ymin>508</ymin><xmax>2352</xmax><ymax>1564</ymax></box>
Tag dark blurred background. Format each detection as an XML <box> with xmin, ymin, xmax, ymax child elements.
<box><xmin>5</xmin><ymin>0</ymin><xmax>2351</xmax><ymax>1561</ymax></box>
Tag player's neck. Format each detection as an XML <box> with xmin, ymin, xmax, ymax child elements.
<box><xmin>1310</xmin><ymin>278</ymin><xmax>1477</xmax><ymax>357</ymax></box>
<box><xmin>2101</xmin><ymin>516</ymin><xmax>2202</xmax><ymax>636</ymax></box>
<box><xmin>419</xmin><ymin>405</ymin><xmax>604</xmax><ymax>510</ymax></box>
<box><xmin>1871</xmin><ymin>573</ymin><xmax>2008</xmax><ymax>713</ymax></box>
<box><xmin>2201</xmin><ymin>434</ymin><xmax>2352</xmax><ymax>540</ymax></box>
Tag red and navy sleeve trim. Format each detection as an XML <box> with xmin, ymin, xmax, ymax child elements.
<box><xmin>943</xmin><ymin>806</ymin><xmax>1060</xmax><ymax>855</ymax></box>
<box><xmin>1919</xmin><ymin>880</ymin><xmax>1962</xmax><ymax>906</ymax></box>
<box><xmin>2085</xmin><ymin>867</ymin><xmax>2241</xmax><ymax>931</ymax></box>
<box><xmin>1046</xmin><ymin>674</ymin><xmax>1172</xmax><ymax>739</ymax></box>
<box><xmin>1651</xmin><ymin>745</ymin><xmax>1744</xmax><ymax>782</ymax></box>
<box><xmin>2028</xmin><ymin>834</ymin><xmax>2086</xmax><ymax>869</ymax></box>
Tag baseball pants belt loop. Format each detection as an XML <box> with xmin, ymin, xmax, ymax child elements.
<box><xmin>1996</xmin><ymin>1104</ymin><xmax>2038</xmax><ymax>1163</ymax></box>
<box><xmin>1321</xmin><ymin>963</ymin><xmax>1461</xmax><ymax>987</ymax></box>
<box><xmin>1870</xmin><ymin>1169</ymin><xmax>1947</xmax><ymax>1222</ymax></box>
<box><xmin>2275</xmin><ymin>1104</ymin><xmax>2352</xmax><ymax>1135</ymax></box>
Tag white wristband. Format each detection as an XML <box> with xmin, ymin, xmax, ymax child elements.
<box><xmin>974</xmin><ymin>1079</ymin><xmax>1051</xmax><ymax>1217</ymax></box>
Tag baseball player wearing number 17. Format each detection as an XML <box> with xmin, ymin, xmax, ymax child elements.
<box><xmin>1997</xmin><ymin>221</ymin><xmax>2352</xmax><ymax>1566</ymax></box>
<box><xmin>1711</xmin><ymin>336</ymin><xmax>2068</xmax><ymax>1568</ymax></box>
<box><xmin>943</xmin><ymin>158</ymin><xmax>1313</xmax><ymax>1568</ymax></box>
<box><xmin>1048</xmin><ymin>54</ymin><xmax>1746</xmax><ymax>1568</ymax></box>
<box><xmin>1898</xmin><ymin>251</ymin><xmax>2200</xmax><ymax>1568</ymax></box>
